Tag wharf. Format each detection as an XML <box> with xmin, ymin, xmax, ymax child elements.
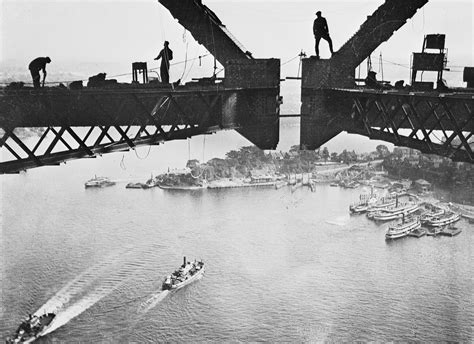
<box><xmin>438</xmin><ymin>227</ymin><xmax>462</xmax><ymax>237</ymax></box>
<box><xmin>208</xmin><ymin>181</ymin><xmax>276</xmax><ymax>189</ymax></box>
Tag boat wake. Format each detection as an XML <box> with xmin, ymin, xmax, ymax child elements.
<box><xmin>42</xmin><ymin>285</ymin><xmax>115</xmax><ymax>335</ymax></box>
<box><xmin>31</xmin><ymin>248</ymin><xmax>147</xmax><ymax>337</ymax></box>
<box><xmin>325</xmin><ymin>215</ymin><xmax>348</xmax><ymax>226</ymax></box>
<box><xmin>137</xmin><ymin>290</ymin><xmax>170</xmax><ymax>314</ymax></box>
<box><xmin>34</xmin><ymin>259</ymin><xmax>115</xmax><ymax>316</ymax></box>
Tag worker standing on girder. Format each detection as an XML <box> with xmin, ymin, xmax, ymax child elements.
<box><xmin>28</xmin><ymin>57</ymin><xmax>51</xmax><ymax>88</ymax></box>
<box><xmin>154</xmin><ymin>41</ymin><xmax>173</xmax><ymax>84</ymax></box>
<box><xmin>313</xmin><ymin>11</ymin><xmax>334</xmax><ymax>58</ymax></box>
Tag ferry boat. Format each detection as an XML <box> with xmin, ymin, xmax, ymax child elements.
<box><xmin>426</xmin><ymin>212</ymin><xmax>461</xmax><ymax>227</ymax></box>
<box><xmin>367</xmin><ymin>199</ymin><xmax>396</xmax><ymax>212</ymax></box>
<box><xmin>6</xmin><ymin>313</ymin><xmax>55</xmax><ymax>344</ymax></box>
<box><xmin>84</xmin><ymin>175</ymin><xmax>115</xmax><ymax>188</ymax></box>
<box><xmin>351</xmin><ymin>195</ymin><xmax>397</xmax><ymax>214</ymax></box>
<box><xmin>420</xmin><ymin>208</ymin><xmax>445</xmax><ymax>224</ymax></box>
<box><xmin>368</xmin><ymin>202</ymin><xmax>419</xmax><ymax>221</ymax></box>
<box><xmin>385</xmin><ymin>217</ymin><xmax>421</xmax><ymax>240</ymax></box>
<box><xmin>350</xmin><ymin>196</ymin><xmax>377</xmax><ymax>214</ymax></box>
<box><xmin>162</xmin><ymin>257</ymin><xmax>204</xmax><ymax>291</ymax></box>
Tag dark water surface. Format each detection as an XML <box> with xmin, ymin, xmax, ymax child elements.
<box><xmin>1</xmin><ymin>144</ymin><xmax>473</xmax><ymax>343</ymax></box>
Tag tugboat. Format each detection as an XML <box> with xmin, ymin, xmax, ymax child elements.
<box><xmin>162</xmin><ymin>257</ymin><xmax>204</xmax><ymax>291</ymax></box>
<box><xmin>84</xmin><ymin>175</ymin><xmax>115</xmax><ymax>188</ymax></box>
<box><xmin>385</xmin><ymin>215</ymin><xmax>421</xmax><ymax>240</ymax></box>
<box><xmin>6</xmin><ymin>313</ymin><xmax>55</xmax><ymax>343</ymax></box>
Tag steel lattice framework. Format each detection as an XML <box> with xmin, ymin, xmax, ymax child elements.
<box><xmin>0</xmin><ymin>85</ymin><xmax>279</xmax><ymax>174</ymax></box>
<box><xmin>334</xmin><ymin>89</ymin><xmax>474</xmax><ymax>162</ymax></box>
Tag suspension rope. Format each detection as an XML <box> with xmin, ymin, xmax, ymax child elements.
<box><xmin>281</xmin><ymin>54</ymin><xmax>301</xmax><ymax>66</ymax></box>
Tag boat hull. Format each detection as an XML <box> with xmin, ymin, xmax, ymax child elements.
<box><xmin>162</xmin><ymin>260</ymin><xmax>205</xmax><ymax>291</ymax></box>
<box><xmin>386</xmin><ymin>222</ymin><xmax>421</xmax><ymax>240</ymax></box>
<box><xmin>7</xmin><ymin>313</ymin><xmax>55</xmax><ymax>344</ymax></box>
<box><xmin>369</xmin><ymin>204</ymin><xmax>419</xmax><ymax>221</ymax></box>
<box><xmin>426</xmin><ymin>214</ymin><xmax>461</xmax><ymax>227</ymax></box>
<box><xmin>171</xmin><ymin>266</ymin><xmax>205</xmax><ymax>290</ymax></box>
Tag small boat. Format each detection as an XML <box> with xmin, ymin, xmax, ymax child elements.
<box><xmin>385</xmin><ymin>216</ymin><xmax>421</xmax><ymax>240</ymax></box>
<box><xmin>84</xmin><ymin>175</ymin><xmax>115</xmax><ymax>188</ymax></box>
<box><xmin>426</xmin><ymin>212</ymin><xmax>461</xmax><ymax>227</ymax></box>
<box><xmin>162</xmin><ymin>257</ymin><xmax>205</xmax><ymax>291</ymax></box>
<box><xmin>6</xmin><ymin>313</ymin><xmax>55</xmax><ymax>344</ymax></box>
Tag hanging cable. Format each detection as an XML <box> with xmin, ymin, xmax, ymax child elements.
<box><xmin>120</xmin><ymin>154</ymin><xmax>127</xmax><ymax>170</ymax></box>
<box><xmin>281</xmin><ymin>53</ymin><xmax>301</xmax><ymax>66</ymax></box>
<box><xmin>379</xmin><ymin>52</ymin><xmax>384</xmax><ymax>82</ymax></box>
<box><xmin>134</xmin><ymin>144</ymin><xmax>152</xmax><ymax>160</ymax></box>
<box><xmin>209</xmin><ymin>18</ymin><xmax>218</xmax><ymax>78</ymax></box>
<box><xmin>202</xmin><ymin>134</ymin><xmax>206</xmax><ymax>163</ymax></box>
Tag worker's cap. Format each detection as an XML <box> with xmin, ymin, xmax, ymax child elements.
<box><xmin>316</xmin><ymin>11</ymin><xmax>321</xmax><ymax>15</ymax></box>
<box><xmin>46</xmin><ymin>57</ymin><xmax>51</xmax><ymax>63</ymax></box>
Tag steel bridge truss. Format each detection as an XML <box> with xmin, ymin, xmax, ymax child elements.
<box><xmin>335</xmin><ymin>89</ymin><xmax>474</xmax><ymax>163</ymax></box>
<box><xmin>0</xmin><ymin>90</ymin><xmax>232</xmax><ymax>174</ymax></box>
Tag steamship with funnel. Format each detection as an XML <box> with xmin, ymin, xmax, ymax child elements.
<box><xmin>162</xmin><ymin>257</ymin><xmax>205</xmax><ymax>291</ymax></box>
<box><xmin>6</xmin><ymin>313</ymin><xmax>55</xmax><ymax>344</ymax></box>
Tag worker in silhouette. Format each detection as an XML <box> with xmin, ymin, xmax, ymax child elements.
<box><xmin>154</xmin><ymin>41</ymin><xmax>173</xmax><ymax>84</ymax></box>
<box><xmin>28</xmin><ymin>57</ymin><xmax>51</xmax><ymax>88</ymax></box>
<box><xmin>313</xmin><ymin>11</ymin><xmax>334</xmax><ymax>58</ymax></box>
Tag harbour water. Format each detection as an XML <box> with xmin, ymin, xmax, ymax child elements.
<box><xmin>1</xmin><ymin>133</ymin><xmax>473</xmax><ymax>342</ymax></box>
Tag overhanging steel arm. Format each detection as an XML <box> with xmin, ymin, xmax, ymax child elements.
<box><xmin>0</xmin><ymin>126</ymin><xmax>211</xmax><ymax>174</ymax></box>
<box><xmin>348</xmin><ymin>126</ymin><xmax>472</xmax><ymax>163</ymax></box>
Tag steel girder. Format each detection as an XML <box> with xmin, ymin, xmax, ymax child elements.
<box><xmin>331</xmin><ymin>89</ymin><xmax>474</xmax><ymax>163</ymax></box>
<box><xmin>0</xmin><ymin>89</ymin><xmax>235</xmax><ymax>174</ymax></box>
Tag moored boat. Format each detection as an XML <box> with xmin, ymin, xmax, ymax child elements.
<box><xmin>6</xmin><ymin>313</ymin><xmax>55</xmax><ymax>344</ymax></box>
<box><xmin>162</xmin><ymin>257</ymin><xmax>204</xmax><ymax>291</ymax></box>
<box><xmin>420</xmin><ymin>208</ymin><xmax>445</xmax><ymax>224</ymax></box>
<box><xmin>425</xmin><ymin>212</ymin><xmax>461</xmax><ymax>227</ymax></box>
<box><xmin>84</xmin><ymin>175</ymin><xmax>115</xmax><ymax>188</ymax></box>
<box><xmin>367</xmin><ymin>199</ymin><xmax>396</xmax><ymax>212</ymax></box>
<box><xmin>386</xmin><ymin>216</ymin><xmax>421</xmax><ymax>240</ymax></box>
<box><xmin>368</xmin><ymin>202</ymin><xmax>419</xmax><ymax>221</ymax></box>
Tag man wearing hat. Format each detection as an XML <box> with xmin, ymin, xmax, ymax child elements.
<box><xmin>28</xmin><ymin>56</ymin><xmax>51</xmax><ymax>88</ymax></box>
<box><xmin>155</xmin><ymin>41</ymin><xmax>173</xmax><ymax>84</ymax></box>
<box><xmin>313</xmin><ymin>11</ymin><xmax>334</xmax><ymax>58</ymax></box>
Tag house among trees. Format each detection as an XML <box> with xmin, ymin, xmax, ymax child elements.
<box><xmin>268</xmin><ymin>151</ymin><xmax>284</xmax><ymax>160</ymax></box>
<box><xmin>414</xmin><ymin>179</ymin><xmax>432</xmax><ymax>193</ymax></box>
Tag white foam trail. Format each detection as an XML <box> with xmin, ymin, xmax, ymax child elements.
<box><xmin>34</xmin><ymin>250</ymin><xmax>136</xmax><ymax>316</ymax></box>
<box><xmin>325</xmin><ymin>215</ymin><xmax>348</xmax><ymax>226</ymax></box>
<box><xmin>41</xmin><ymin>276</ymin><xmax>125</xmax><ymax>336</ymax></box>
<box><xmin>34</xmin><ymin>265</ymin><xmax>106</xmax><ymax>316</ymax></box>
<box><xmin>137</xmin><ymin>290</ymin><xmax>169</xmax><ymax>314</ymax></box>
<box><xmin>41</xmin><ymin>288</ymin><xmax>110</xmax><ymax>335</ymax></box>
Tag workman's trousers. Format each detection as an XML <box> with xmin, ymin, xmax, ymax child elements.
<box><xmin>30</xmin><ymin>70</ymin><xmax>41</xmax><ymax>88</ymax></box>
<box><xmin>315</xmin><ymin>33</ymin><xmax>334</xmax><ymax>57</ymax></box>
<box><xmin>160</xmin><ymin>65</ymin><xmax>170</xmax><ymax>84</ymax></box>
